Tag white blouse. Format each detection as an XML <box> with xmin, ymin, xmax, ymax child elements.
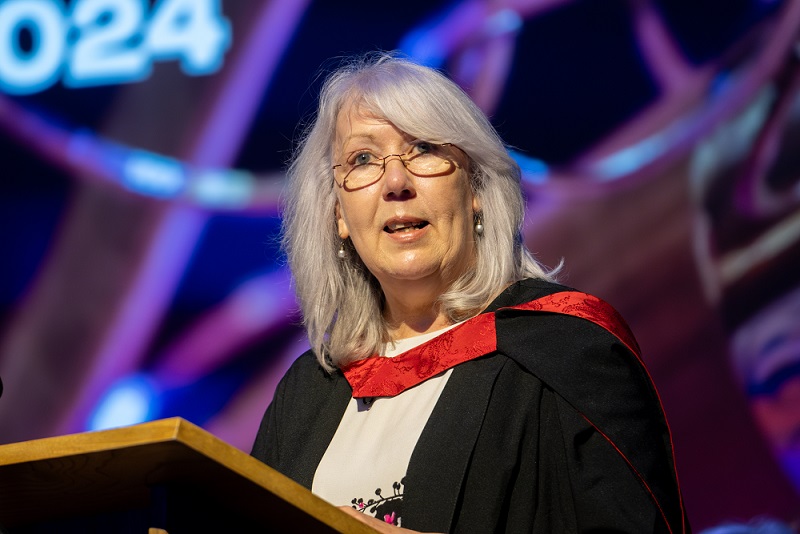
<box><xmin>312</xmin><ymin>326</ymin><xmax>458</xmax><ymax>525</ymax></box>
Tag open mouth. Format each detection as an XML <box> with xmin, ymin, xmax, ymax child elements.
<box><xmin>384</xmin><ymin>221</ymin><xmax>429</xmax><ymax>233</ymax></box>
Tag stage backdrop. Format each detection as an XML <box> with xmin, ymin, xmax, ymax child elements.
<box><xmin>1</xmin><ymin>0</ymin><xmax>799</xmax><ymax>529</ymax></box>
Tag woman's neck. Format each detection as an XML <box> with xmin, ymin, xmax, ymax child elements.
<box><xmin>382</xmin><ymin>286</ymin><xmax>452</xmax><ymax>340</ymax></box>
<box><xmin>385</xmin><ymin>311</ymin><xmax>452</xmax><ymax>340</ymax></box>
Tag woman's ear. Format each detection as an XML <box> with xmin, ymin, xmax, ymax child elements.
<box><xmin>472</xmin><ymin>195</ymin><xmax>481</xmax><ymax>214</ymax></box>
<box><xmin>335</xmin><ymin>202</ymin><xmax>350</xmax><ymax>239</ymax></box>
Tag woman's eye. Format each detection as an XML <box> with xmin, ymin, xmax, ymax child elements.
<box><xmin>351</xmin><ymin>152</ymin><xmax>373</xmax><ymax>166</ymax></box>
<box><xmin>414</xmin><ymin>142</ymin><xmax>433</xmax><ymax>154</ymax></box>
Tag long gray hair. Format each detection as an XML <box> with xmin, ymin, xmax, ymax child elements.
<box><xmin>282</xmin><ymin>53</ymin><xmax>555</xmax><ymax>371</ymax></box>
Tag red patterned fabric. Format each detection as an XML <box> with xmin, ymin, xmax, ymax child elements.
<box><xmin>343</xmin><ymin>291</ymin><xmax>637</xmax><ymax>398</ymax></box>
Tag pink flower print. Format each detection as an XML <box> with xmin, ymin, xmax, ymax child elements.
<box><xmin>383</xmin><ymin>511</ymin><xmax>397</xmax><ymax>525</ymax></box>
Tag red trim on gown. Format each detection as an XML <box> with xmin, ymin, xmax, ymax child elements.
<box><xmin>342</xmin><ymin>291</ymin><xmax>639</xmax><ymax>398</ymax></box>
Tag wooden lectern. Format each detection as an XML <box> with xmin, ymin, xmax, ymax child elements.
<box><xmin>0</xmin><ymin>418</ymin><xmax>376</xmax><ymax>533</ymax></box>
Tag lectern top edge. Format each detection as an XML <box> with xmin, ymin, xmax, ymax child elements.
<box><xmin>0</xmin><ymin>417</ymin><xmax>190</xmax><ymax>467</ymax></box>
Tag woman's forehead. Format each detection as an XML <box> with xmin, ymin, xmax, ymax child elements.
<box><xmin>334</xmin><ymin>103</ymin><xmax>411</xmax><ymax>146</ymax></box>
<box><xmin>337</xmin><ymin>100</ymin><xmax>389</xmax><ymax>127</ymax></box>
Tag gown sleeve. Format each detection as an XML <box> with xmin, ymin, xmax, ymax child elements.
<box><xmin>495</xmin><ymin>308</ymin><xmax>688</xmax><ymax>533</ymax></box>
<box><xmin>250</xmin><ymin>351</ymin><xmax>352</xmax><ymax>490</ymax></box>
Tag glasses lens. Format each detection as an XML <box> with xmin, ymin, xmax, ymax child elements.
<box><xmin>344</xmin><ymin>162</ymin><xmax>383</xmax><ymax>188</ymax></box>
<box><xmin>405</xmin><ymin>147</ymin><xmax>454</xmax><ymax>176</ymax></box>
<box><xmin>335</xmin><ymin>144</ymin><xmax>458</xmax><ymax>189</ymax></box>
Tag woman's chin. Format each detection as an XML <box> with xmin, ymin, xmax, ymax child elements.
<box><xmin>372</xmin><ymin>262</ymin><xmax>444</xmax><ymax>289</ymax></box>
<box><xmin>377</xmin><ymin>268</ymin><xmax>439</xmax><ymax>286</ymax></box>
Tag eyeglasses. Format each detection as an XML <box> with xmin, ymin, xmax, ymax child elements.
<box><xmin>332</xmin><ymin>142</ymin><xmax>463</xmax><ymax>191</ymax></box>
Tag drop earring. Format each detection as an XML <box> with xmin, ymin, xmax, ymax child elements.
<box><xmin>474</xmin><ymin>213</ymin><xmax>484</xmax><ymax>236</ymax></box>
<box><xmin>337</xmin><ymin>241</ymin><xmax>346</xmax><ymax>259</ymax></box>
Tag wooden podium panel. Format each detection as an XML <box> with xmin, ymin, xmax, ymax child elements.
<box><xmin>0</xmin><ymin>418</ymin><xmax>375</xmax><ymax>533</ymax></box>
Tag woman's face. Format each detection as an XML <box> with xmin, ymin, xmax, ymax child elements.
<box><xmin>333</xmin><ymin>104</ymin><xmax>479</xmax><ymax>298</ymax></box>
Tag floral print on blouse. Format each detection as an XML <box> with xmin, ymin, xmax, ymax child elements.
<box><xmin>351</xmin><ymin>478</ymin><xmax>404</xmax><ymax>526</ymax></box>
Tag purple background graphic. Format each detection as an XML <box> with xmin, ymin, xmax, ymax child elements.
<box><xmin>1</xmin><ymin>0</ymin><xmax>800</xmax><ymax>529</ymax></box>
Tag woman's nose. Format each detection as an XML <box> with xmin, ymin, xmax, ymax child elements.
<box><xmin>382</xmin><ymin>156</ymin><xmax>415</xmax><ymax>198</ymax></box>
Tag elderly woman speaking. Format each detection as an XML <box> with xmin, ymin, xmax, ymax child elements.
<box><xmin>251</xmin><ymin>54</ymin><xmax>688</xmax><ymax>533</ymax></box>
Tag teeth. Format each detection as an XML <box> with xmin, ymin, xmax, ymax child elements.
<box><xmin>387</xmin><ymin>221</ymin><xmax>425</xmax><ymax>232</ymax></box>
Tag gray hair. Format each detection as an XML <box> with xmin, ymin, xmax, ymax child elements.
<box><xmin>282</xmin><ymin>53</ymin><xmax>556</xmax><ymax>371</ymax></box>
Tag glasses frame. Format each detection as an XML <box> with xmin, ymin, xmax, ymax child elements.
<box><xmin>332</xmin><ymin>142</ymin><xmax>464</xmax><ymax>192</ymax></box>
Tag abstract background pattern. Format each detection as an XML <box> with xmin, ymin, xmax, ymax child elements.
<box><xmin>1</xmin><ymin>0</ymin><xmax>799</xmax><ymax>528</ymax></box>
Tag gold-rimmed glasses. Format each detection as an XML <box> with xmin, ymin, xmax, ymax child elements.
<box><xmin>332</xmin><ymin>142</ymin><xmax>464</xmax><ymax>191</ymax></box>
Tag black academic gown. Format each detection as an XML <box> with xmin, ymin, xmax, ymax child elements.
<box><xmin>251</xmin><ymin>279</ymin><xmax>689</xmax><ymax>533</ymax></box>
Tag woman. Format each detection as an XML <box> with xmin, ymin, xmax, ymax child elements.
<box><xmin>252</xmin><ymin>54</ymin><xmax>689</xmax><ymax>533</ymax></box>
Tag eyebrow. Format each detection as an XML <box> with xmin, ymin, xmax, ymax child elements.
<box><xmin>339</xmin><ymin>132</ymin><xmax>380</xmax><ymax>145</ymax></box>
<box><xmin>339</xmin><ymin>131</ymin><xmax>420</xmax><ymax>147</ymax></box>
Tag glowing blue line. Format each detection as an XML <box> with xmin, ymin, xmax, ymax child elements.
<box><xmin>591</xmin><ymin>114</ymin><xmax>693</xmax><ymax>180</ymax></box>
<box><xmin>510</xmin><ymin>149</ymin><xmax>550</xmax><ymax>184</ymax></box>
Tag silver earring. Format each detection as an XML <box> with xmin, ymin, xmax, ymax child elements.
<box><xmin>474</xmin><ymin>213</ymin><xmax>484</xmax><ymax>236</ymax></box>
<box><xmin>337</xmin><ymin>241</ymin><xmax>346</xmax><ymax>259</ymax></box>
